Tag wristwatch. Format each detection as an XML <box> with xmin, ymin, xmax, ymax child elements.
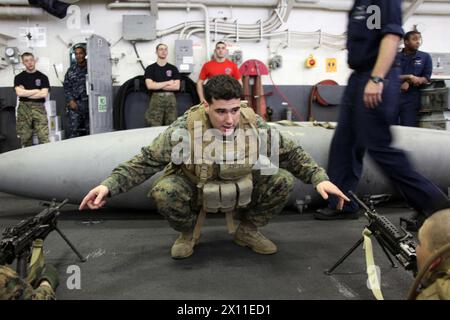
<box><xmin>370</xmin><ymin>76</ymin><xmax>384</xmax><ymax>84</ymax></box>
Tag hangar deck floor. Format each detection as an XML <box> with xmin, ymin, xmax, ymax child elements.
<box><xmin>0</xmin><ymin>192</ymin><xmax>416</xmax><ymax>300</ymax></box>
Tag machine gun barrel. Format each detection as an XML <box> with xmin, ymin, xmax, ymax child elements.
<box><xmin>4</xmin><ymin>199</ymin><xmax>69</xmax><ymax>239</ymax></box>
<box><xmin>0</xmin><ymin>198</ymin><xmax>85</xmax><ymax>277</ymax></box>
<box><xmin>348</xmin><ymin>191</ymin><xmax>417</xmax><ymax>272</ymax></box>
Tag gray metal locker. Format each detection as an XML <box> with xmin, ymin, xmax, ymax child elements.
<box><xmin>87</xmin><ymin>34</ymin><xmax>113</xmax><ymax>134</ymax></box>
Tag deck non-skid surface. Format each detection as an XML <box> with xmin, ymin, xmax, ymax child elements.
<box><xmin>0</xmin><ymin>192</ymin><xmax>414</xmax><ymax>300</ymax></box>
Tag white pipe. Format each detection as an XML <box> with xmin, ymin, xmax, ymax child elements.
<box><xmin>0</xmin><ymin>0</ymin><xmax>29</xmax><ymax>5</ymax></box>
<box><xmin>177</xmin><ymin>1</ymin><xmax>284</xmax><ymax>39</ymax></box>
<box><xmin>187</xmin><ymin>0</ymin><xmax>287</xmax><ymax>38</ymax></box>
<box><xmin>106</xmin><ymin>0</ymin><xmax>449</xmax><ymax>11</ymax></box>
<box><xmin>108</xmin><ymin>0</ymin><xmax>287</xmax><ymax>54</ymax></box>
<box><xmin>117</xmin><ymin>0</ymin><xmax>282</xmax><ymax>7</ymax></box>
<box><xmin>157</xmin><ymin>21</ymin><xmax>202</xmax><ymax>37</ymax></box>
<box><xmin>160</xmin><ymin>3</ymin><xmax>210</xmax><ymax>61</ymax></box>
<box><xmin>110</xmin><ymin>1</ymin><xmax>345</xmax><ymax>53</ymax></box>
<box><xmin>292</xmin><ymin>0</ymin><xmax>450</xmax><ymax>15</ymax></box>
<box><xmin>107</xmin><ymin>2</ymin><xmax>211</xmax><ymax>61</ymax></box>
<box><xmin>0</xmin><ymin>6</ymin><xmax>44</xmax><ymax>16</ymax></box>
<box><xmin>109</xmin><ymin>0</ymin><xmax>450</xmax><ymax>7</ymax></box>
<box><xmin>186</xmin><ymin>28</ymin><xmax>205</xmax><ymax>39</ymax></box>
<box><xmin>192</xmin><ymin>28</ymin><xmax>346</xmax><ymax>50</ymax></box>
<box><xmin>408</xmin><ymin>3</ymin><xmax>450</xmax><ymax>15</ymax></box>
<box><xmin>404</xmin><ymin>0</ymin><xmax>426</xmax><ymax>21</ymax></box>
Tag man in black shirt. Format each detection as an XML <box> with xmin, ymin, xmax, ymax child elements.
<box><xmin>14</xmin><ymin>52</ymin><xmax>50</xmax><ymax>147</ymax></box>
<box><xmin>144</xmin><ymin>43</ymin><xmax>180</xmax><ymax>126</ymax></box>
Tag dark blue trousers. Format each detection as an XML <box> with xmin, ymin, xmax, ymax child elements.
<box><xmin>327</xmin><ymin>69</ymin><xmax>449</xmax><ymax>217</ymax></box>
<box><xmin>398</xmin><ymin>91</ymin><xmax>420</xmax><ymax>127</ymax></box>
<box><xmin>66</xmin><ymin>99</ymin><xmax>90</xmax><ymax>138</ymax></box>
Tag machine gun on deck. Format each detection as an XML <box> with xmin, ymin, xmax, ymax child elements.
<box><xmin>326</xmin><ymin>191</ymin><xmax>417</xmax><ymax>275</ymax></box>
<box><xmin>0</xmin><ymin>199</ymin><xmax>86</xmax><ymax>279</ymax></box>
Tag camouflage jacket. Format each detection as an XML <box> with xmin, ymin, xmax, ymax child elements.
<box><xmin>0</xmin><ymin>266</ymin><xmax>55</xmax><ymax>300</ymax></box>
<box><xmin>416</xmin><ymin>258</ymin><xmax>450</xmax><ymax>300</ymax></box>
<box><xmin>101</xmin><ymin>104</ymin><xmax>329</xmax><ymax>196</ymax></box>
<box><xmin>63</xmin><ymin>63</ymin><xmax>88</xmax><ymax>104</ymax></box>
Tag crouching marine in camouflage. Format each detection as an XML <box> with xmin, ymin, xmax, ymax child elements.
<box><xmin>81</xmin><ymin>75</ymin><xmax>349</xmax><ymax>259</ymax></box>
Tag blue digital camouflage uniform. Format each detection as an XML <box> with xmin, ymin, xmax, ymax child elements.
<box><xmin>63</xmin><ymin>63</ymin><xmax>89</xmax><ymax>138</ymax></box>
<box><xmin>101</xmin><ymin>103</ymin><xmax>329</xmax><ymax>232</ymax></box>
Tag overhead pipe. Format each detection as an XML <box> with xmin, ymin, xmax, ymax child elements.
<box><xmin>107</xmin><ymin>0</ymin><xmax>450</xmax><ymax>15</ymax></box>
<box><xmin>292</xmin><ymin>0</ymin><xmax>450</xmax><ymax>16</ymax></box>
<box><xmin>107</xmin><ymin>2</ymin><xmax>211</xmax><ymax>61</ymax></box>
<box><xmin>168</xmin><ymin>0</ymin><xmax>285</xmax><ymax>40</ymax></box>
<box><xmin>113</xmin><ymin>0</ymin><xmax>450</xmax><ymax>6</ymax></box>
<box><xmin>159</xmin><ymin>3</ymin><xmax>210</xmax><ymax>59</ymax></box>
<box><xmin>108</xmin><ymin>0</ymin><xmax>339</xmax><ymax>50</ymax></box>
<box><xmin>0</xmin><ymin>6</ymin><xmax>44</xmax><ymax>16</ymax></box>
<box><xmin>118</xmin><ymin>0</ymin><xmax>282</xmax><ymax>7</ymax></box>
<box><xmin>0</xmin><ymin>0</ymin><xmax>29</xmax><ymax>4</ymax></box>
<box><xmin>2</xmin><ymin>0</ymin><xmax>450</xmax><ymax>16</ymax></box>
<box><xmin>108</xmin><ymin>1</ymin><xmax>288</xmax><ymax>57</ymax></box>
<box><xmin>180</xmin><ymin>0</ymin><xmax>289</xmax><ymax>40</ymax></box>
<box><xmin>404</xmin><ymin>0</ymin><xmax>426</xmax><ymax>21</ymax></box>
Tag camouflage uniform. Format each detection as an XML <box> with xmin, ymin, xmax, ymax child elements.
<box><xmin>145</xmin><ymin>92</ymin><xmax>178</xmax><ymax>127</ymax></box>
<box><xmin>0</xmin><ymin>266</ymin><xmax>55</xmax><ymax>300</ymax></box>
<box><xmin>416</xmin><ymin>258</ymin><xmax>450</xmax><ymax>300</ymax></box>
<box><xmin>101</xmin><ymin>103</ymin><xmax>329</xmax><ymax>232</ymax></box>
<box><xmin>64</xmin><ymin>63</ymin><xmax>89</xmax><ymax>138</ymax></box>
<box><xmin>16</xmin><ymin>102</ymin><xmax>49</xmax><ymax>147</ymax></box>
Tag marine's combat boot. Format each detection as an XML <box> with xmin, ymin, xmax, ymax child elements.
<box><xmin>234</xmin><ymin>221</ymin><xmax>277</xmax><ymax>254</ymax></box>
<box><xmin>171</xmin><ymin>231</ymin><xmax>195</xmax><ymax>259</ymax></box>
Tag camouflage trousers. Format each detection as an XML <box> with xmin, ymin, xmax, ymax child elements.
<box><xmin>151</xmin><ymin>169</ymin><xmax>295</xmax><ymax>232</ymax></box>
<box><xmin>16</xmin><ymin>102</ymin><xmax>49</xmax><ymax>147</ymax></box>
<box><xmin>145</xmin><ymin>92</ymin><xmax>177</xmax><ymax>127</ymax></box>
<box><xmin>0</xmin><ymin>266</ymin><xmax>55</xmax><ymax>300</ymax></box>
<box><xmin>67</xmin><ymin>99</ymin><xmax>90</xmax><ymax>138</ymax></box>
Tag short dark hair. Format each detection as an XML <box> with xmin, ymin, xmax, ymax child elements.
<box><xmin>156</xmin><ymin>43</ymin><xmax>167</xmax><ymax>51</ymax></box>
<box><xmin>21</xmin><ymin>52</ymin><xmax>34</xmax><ymax>60</ymax></box>
<box><xmin>404</xmin><ymin>31</ymin><xmax>421</xmax><ymax>41</ymax></box>
<box><xmin>204</xmin><ymin>75</ymin><xmax>242</xmax><ymax>104</ymax></box>
<box><xmin>74</xmin><ymin>46</ymin><xmax>86</xmax><ymax>54</ymax></box>
<box><xmin>215</xmin><ymin>41</ymin><xmax>226</xmax><ymax>48</ymax></box>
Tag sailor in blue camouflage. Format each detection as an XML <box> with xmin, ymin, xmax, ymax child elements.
<box><xmin>64</xmin><ymin>46</ymin><xmax>89</xmax><ymax>138</ymax></box>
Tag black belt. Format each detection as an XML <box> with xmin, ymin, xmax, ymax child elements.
<box><xmin>19</xmin><ymin>101</ymin><xmax>45</xmax><ymax>107</ymax></box>
<box><xmin>152</xmin><ymin>92</ymin><xmax>174</xmax><ymax>96</ymax></box>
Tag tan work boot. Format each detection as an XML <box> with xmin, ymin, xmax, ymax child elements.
<box><xmin>234</xmin><ymin>221</ymin><xmax>278</xmax><ymax>254</ymax></box>
<box><xmin>171</xmin><ymin>231</ymin><xmax>196</xmax><ymax>259</ymax></box>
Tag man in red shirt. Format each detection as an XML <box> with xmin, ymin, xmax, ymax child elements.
<box><xmin>196</xmin><ymin>41</ymin><xmax>242</xmax><ymax>104</ymax></box>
